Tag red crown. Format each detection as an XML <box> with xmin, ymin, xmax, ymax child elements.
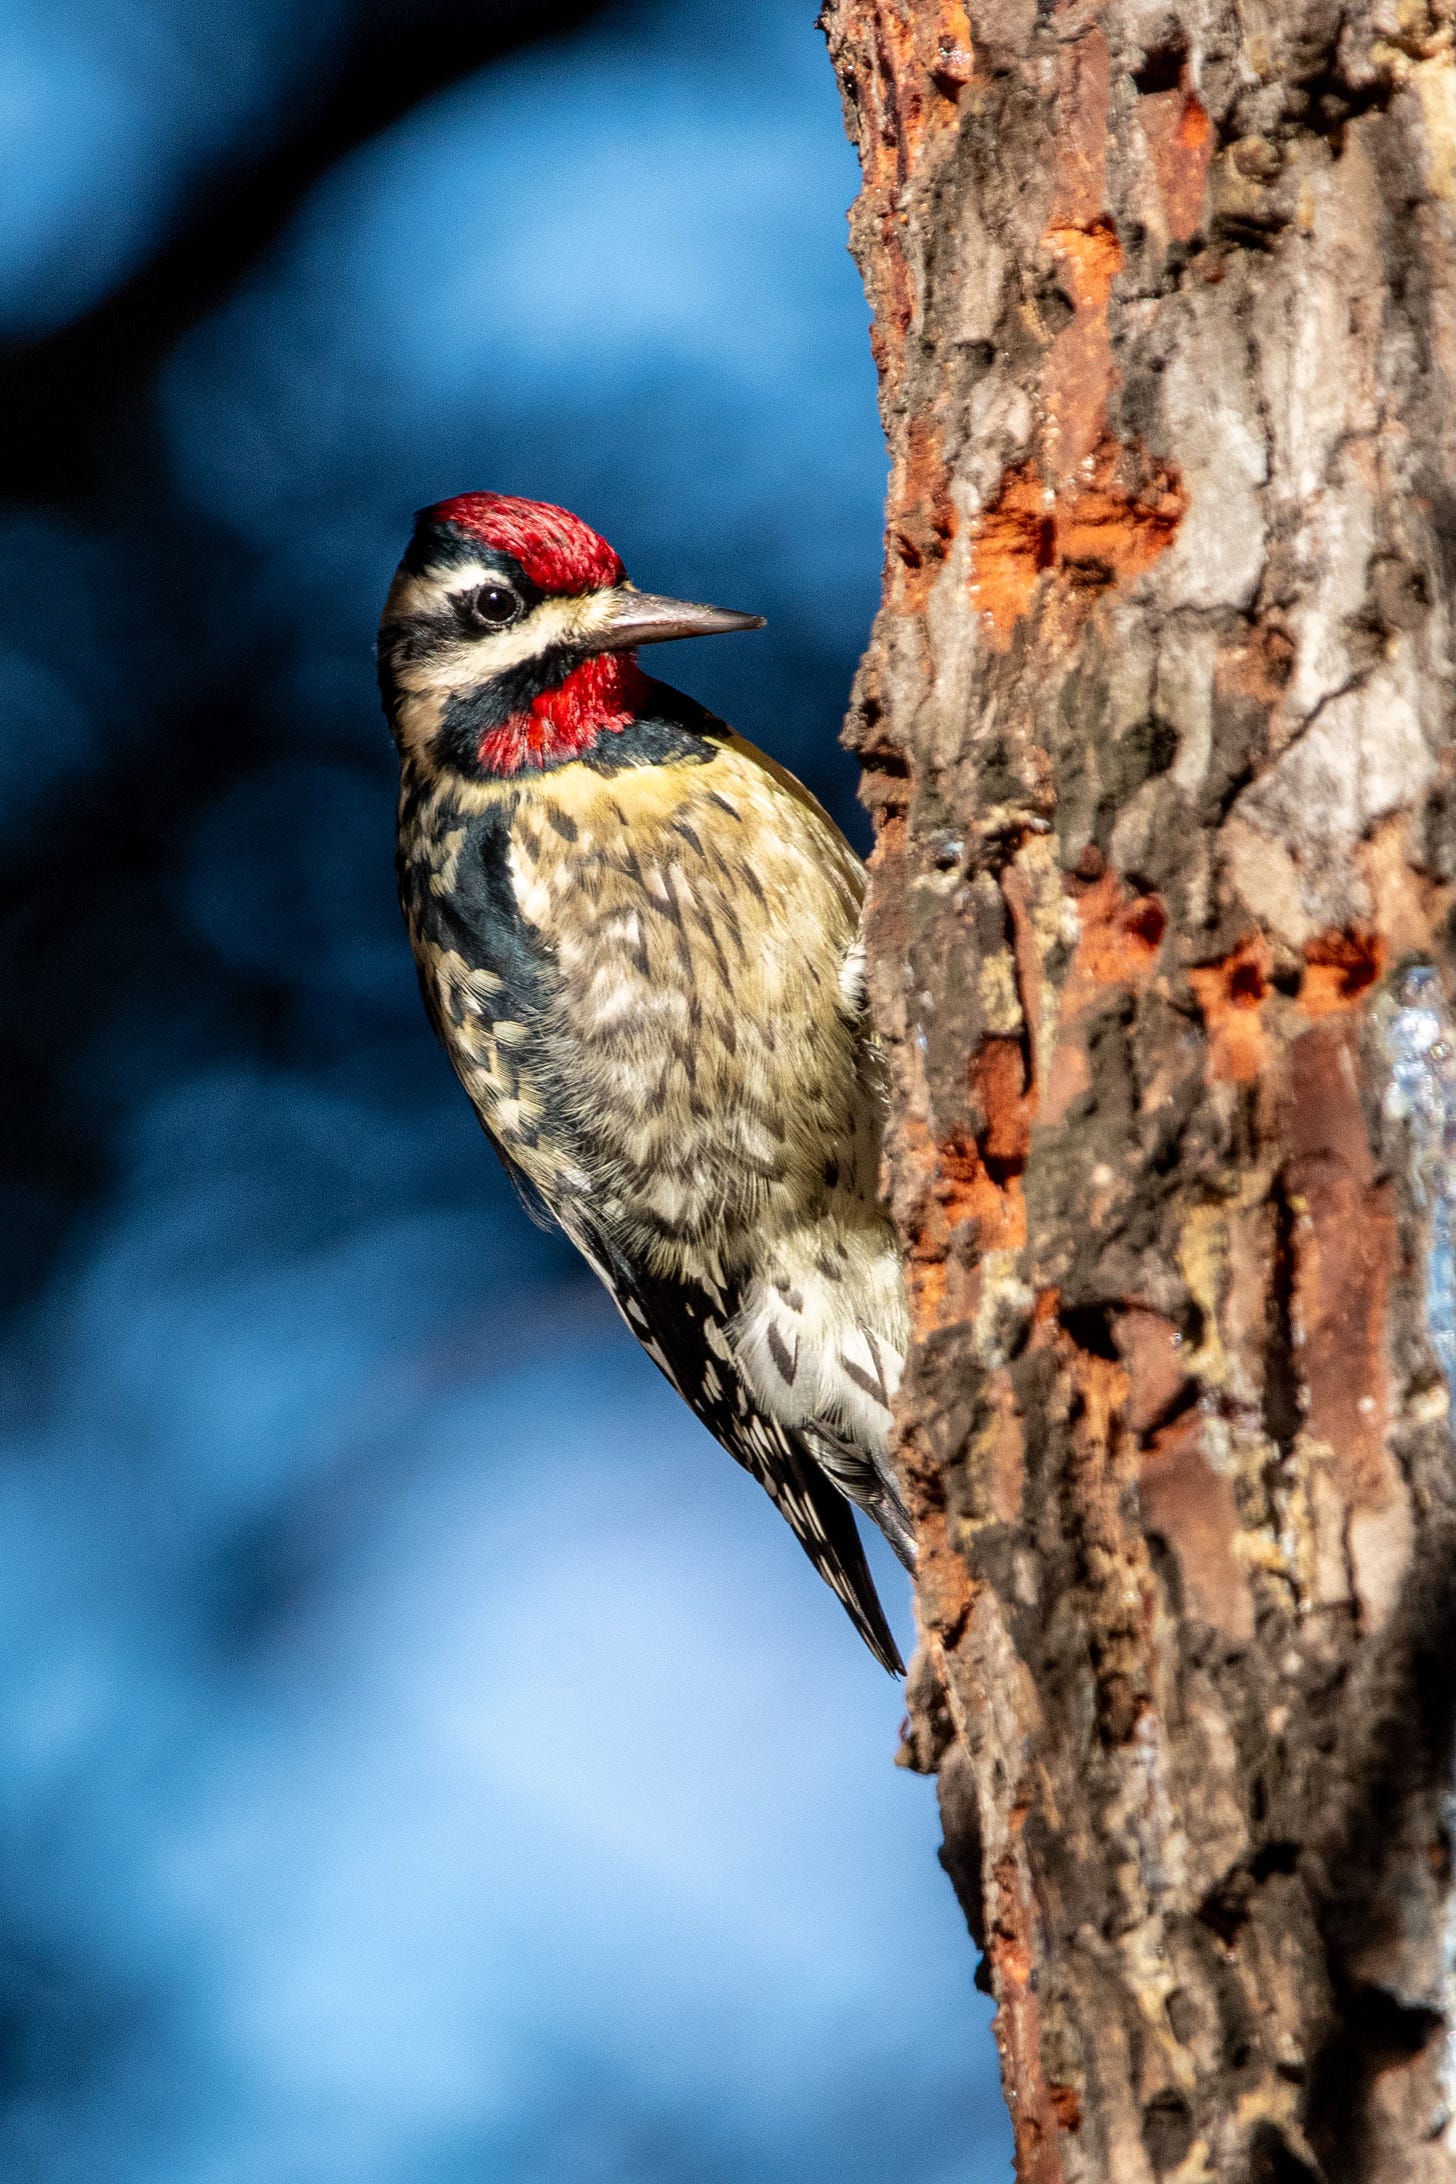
<box><xmin>426</xmin><ymin>492</ymin><xmax>623</xmax><ymax>594</ymax></box>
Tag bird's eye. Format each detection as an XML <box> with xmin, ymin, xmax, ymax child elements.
<box><xmin>467</xmin><ymin>582</ymin><xmax>523</xmax><ymax>628</ymax></box>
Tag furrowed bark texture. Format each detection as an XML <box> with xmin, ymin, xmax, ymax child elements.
<box><xmin>821</xmin><ymin>0</ymin><xmax>1456</xmax><ymax>2176</ymax></box>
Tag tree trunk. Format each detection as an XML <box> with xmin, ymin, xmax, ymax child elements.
<box><xmin>820</xmin><ymin>0</ymin><xmax>1456</xmax><ymax>2174</ymax></box>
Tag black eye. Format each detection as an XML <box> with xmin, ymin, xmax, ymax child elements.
<box><xmin>467</xmin><ymin>582</ymin><xmax>522</xmax><ymax>627</ymax></box>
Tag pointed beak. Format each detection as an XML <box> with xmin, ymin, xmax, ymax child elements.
<box><xmin>590</xmin><ymin>587</ymin><xmax>765</xmax><ymax>651</ymax></box>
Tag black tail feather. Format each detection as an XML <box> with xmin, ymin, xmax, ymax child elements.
<box><xmin>781</xmin><ymin>1443</ymin><xmax>906</xmax><ymax>1676</ymax></box>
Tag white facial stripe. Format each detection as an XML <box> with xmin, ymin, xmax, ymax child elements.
<box><xmin>390</xmin><ymin>572</ymin><xmax>628</xmax><ymax>695</ymax></box>
<box><xmin>386</xmin><ymin>564</ymin><xmax>474</xmax><ymax>621</ymax></box>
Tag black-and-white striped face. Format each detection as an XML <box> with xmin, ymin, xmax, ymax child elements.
<box><xmin>378</xmin><ymin>533</ymin><xmax>630</xmax><ymax>771</ymax></box>
<box><xmin>377</xmin><ymin>497</ymin><xmax>764</xmax><ymax>781</ymax></box>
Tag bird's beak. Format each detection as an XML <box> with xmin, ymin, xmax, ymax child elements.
<box><xmin>589</xmin><ymin>587</ymin><xmax>765</xmax><ymax>651</ymax></box>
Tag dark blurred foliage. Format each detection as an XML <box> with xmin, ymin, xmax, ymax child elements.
<box><xmin>0</xmin><ymin>1</ymin><xmax>1012</xmax><ymax>2177</ymax></box>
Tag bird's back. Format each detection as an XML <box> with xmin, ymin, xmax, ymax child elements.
<box><xmin>397</xmin><ymin>685</ymin><xmax>913</xmax><ymax>1669</ymax></box>
<box><xmin>400</xmin><ymin>689</ymin><xmax>871</xmax><ymax>1263</ymax></box>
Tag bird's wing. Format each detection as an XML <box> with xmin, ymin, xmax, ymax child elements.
<box><xmin>568</xmin><ymin>1219</ymin><xmax>905</xmax><ymax>1676</ymax></box>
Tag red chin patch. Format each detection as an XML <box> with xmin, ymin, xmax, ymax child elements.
<box><xmin>429</xmin><ymin>492</ymin><xmax>623</xmax><ymax>595</ymax></box>
<box><xmin>477</xmin><ymin>651</ymin><xmax>649</xmax><ymax>775</ymax></box>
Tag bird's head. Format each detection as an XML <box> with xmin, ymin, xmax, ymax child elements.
<box><xmin>378</xmin><ymin>492</ymin><xmax>763</xmax><ymax>780</ymax></box>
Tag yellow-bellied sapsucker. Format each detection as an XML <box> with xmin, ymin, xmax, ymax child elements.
<box><xmin>377</xmin><ymin>493</ymin><xmax>913</xmax><ymax>1671</ymax></box>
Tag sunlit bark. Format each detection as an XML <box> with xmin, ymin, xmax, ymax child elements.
<box><xmin>823</xmin><ymin>0</ymin><xmax>1456</xmax><ymax>2170</ymax></box>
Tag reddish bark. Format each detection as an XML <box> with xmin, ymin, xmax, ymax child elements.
<box><xmin>823</xmin><ymin>0</ymin><xmax>1456</xmax><ymax>2171</ymax></box>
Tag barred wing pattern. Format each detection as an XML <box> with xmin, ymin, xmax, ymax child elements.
<box><xmin>572</xmin><ymin>1218</ymin><xmax>906</xmax><ymax>1676</ymax></box>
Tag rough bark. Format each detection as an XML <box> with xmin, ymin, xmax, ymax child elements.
<box><xmin>820</xmin><ymin>0</ymin><xmax>1456</xmax><ymax>2174</ymax></box>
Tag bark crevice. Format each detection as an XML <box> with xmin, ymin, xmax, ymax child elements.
<box><xmin>823</xmin><ymin>0</ymin><xmax>1456</xmax><ymax>2169</ymax></box>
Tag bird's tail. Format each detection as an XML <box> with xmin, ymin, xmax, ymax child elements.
<box><xmin>781</xmin><ymin>1435</ymin><xmax>908</xmax><ymax>1676</ymax></box>
<box><xmin>805</xmin><ymin>1424</ymin><xmax>918</xmax><ymax>1573</ymax></box>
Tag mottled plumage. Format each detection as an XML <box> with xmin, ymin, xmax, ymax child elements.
<box><xmin>378</xmin><ymin>494</ymin><xmax>913</xmax><ymax>1671</ymax></box>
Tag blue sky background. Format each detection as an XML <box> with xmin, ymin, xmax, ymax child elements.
<box><xmin>0</xmin><ymin>0</ymin><xmax>1011</xmax><ymax>2175</ymax></box>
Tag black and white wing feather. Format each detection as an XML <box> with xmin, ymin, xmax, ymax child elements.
<box><xmin>574</xmin><ymin>1223</ymin><xmax>905</xmax><ymax>1676</ymax></box>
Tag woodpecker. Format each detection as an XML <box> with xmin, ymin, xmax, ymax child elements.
<box><xmin>378</xmin><ymin>493</ymin><xmax>914</xmax><ymax>1672</ymax></box>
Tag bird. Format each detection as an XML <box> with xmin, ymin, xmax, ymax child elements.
<box><xmin>377</xmin><ymin>492</ymin><xmax>914</xmax><ymax>1672</ymax></box>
